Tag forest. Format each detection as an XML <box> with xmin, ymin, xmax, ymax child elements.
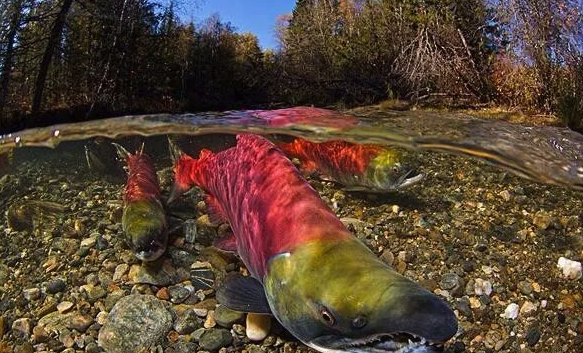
<box><xmin>0</xmin><ymin>0</ymin><xmax>582</xmax><ymax>133</ymax></box>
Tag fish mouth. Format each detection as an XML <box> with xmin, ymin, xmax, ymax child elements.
<box><xmin>308</xmin><ymin>332</ymin><xmax>444</xmax><ymax>353</ymax></box>
<box><xmin>395</xmin><ymin>171</ymin><xmax>425</xmax><ymax>190</ymax></box>
<box><xmin>133</xmin><ymin>239</ymin><xmax>166</xmax><ymax>262</ymax></box>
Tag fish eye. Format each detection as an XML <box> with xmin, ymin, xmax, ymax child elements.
<box><xmin>352</xmin><ymin>315</ymin><xmax>367</xmax><ymax>329</ymax></box>
<box><xmin>319</xmin><ymin>307</ymin><xmax>336</xmax><ymax>326</ymax></box>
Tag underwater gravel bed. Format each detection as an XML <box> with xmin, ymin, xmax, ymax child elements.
<box><xmin>0</xmin><ymin>147</ymin><xmax>582</xmax><ymax>353</ymax></box>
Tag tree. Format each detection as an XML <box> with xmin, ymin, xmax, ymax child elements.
<box><xmin>31</xmin><ymin>0</ymin><xmax>74</xmax><ymax>115</ymax></box>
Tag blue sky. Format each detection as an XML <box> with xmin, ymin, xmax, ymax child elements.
<box><xmin>185</xmin><ymin>0</ymin><xmax>296</xmax><ymax>50</ymax></box>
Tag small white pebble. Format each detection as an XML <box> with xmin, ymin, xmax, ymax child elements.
<box><xmin>557</xmin><ymin>257</ymin><xmax>582</xmax><ymax>280</ymax></box>
<box><xmin>502</xmin><ymin>303</ymin><xmax>519</xmax><ymax>319</ymax></box>
<box><xmin>541</xmin><ymin>300</ymin><xmax>548</xmax><ymax>308</ymax></box>
<box><xmin>246</xmin><ymin>313</ymin><xmax>271</xmax><ymax>341</ymax></box>
<box><xmin>474</xmin><ymin>278</ymin><xmax>492</xmax><ymax>296</ymax></box>
<box><xmin>392</xmin><ymin>205</ymin><xmax>400</xmax><ymax>213</ymax></box>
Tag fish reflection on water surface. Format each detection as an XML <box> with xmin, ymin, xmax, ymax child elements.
<box><xmin>169</xmin><ymin>134</ymin><xmax>457</xmax><ymax>353</ymax></box>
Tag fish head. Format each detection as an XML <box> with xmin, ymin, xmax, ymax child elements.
<box><xmin>122</xmin><ymin>200</ymin><xmax>168</xmax><ymax>261</ymax></box>
<box><xmin>364</xmin><ymin>149</ymin><xmax>424</xmax><ymax>191</ymax></box>
<box><xmin>264</xmin><ymin>238</ymin><xmax>457</xmax><ymax>353</ymax></box>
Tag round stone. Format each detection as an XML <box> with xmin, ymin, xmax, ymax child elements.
<box><xmin>198</xmin><ymin>328</ymin><xmax>233</xmax><ymax>351</ymax></box>
<box><xmin>98</xmin><ymin>294</ymin><xmax>172</xmax><ymax>353</ymax></box>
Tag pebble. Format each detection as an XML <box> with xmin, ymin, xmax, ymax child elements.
<box><xmin>128</xmin><ymin>263</ymin><xmax>173</xmax><ymax>286</ymax></box>
<box><xmin>95</xmin><ymin>236</ymin><xmax>109</xmax><ymax>250</ymax></box>
<box><xmin>156</xmin><ymin>287</ymin><xmax>171</xmax><ymax>301</ymax></box>
<box><xmin>246</xmin><ymin>313</ymin><xmax>271</xmax><ymax>341</ymax></box>
<box><xmin>502</xmin><ymin>303</ymin><xmax>519</xmax><ymax>319</ymax></box>
<box><xmin>174</xmin><ymin>308</ymin><xmax>202</xmax><ymax>335</ymax></box>
<box><xmin>469</xmin><ymin>297</ymin><xmax>481</xmax><ymax>309</ymax></box>
<box><xmin>474</xmin><ymin>278</ymin><xmax>492</xmax><ymax>296</ymax></box>
<box><xmin>379</xmin><ymin>249</ymin><xmax>394</xmax><ymax>266</ymax></box>
<box><xmin>525</xmin><ymin>326</ymin><xmax>541</xmax><ymax>346</ymax></box>
<box><xmin>12</xmin><ymin>318</ymin><xmax>32</xmax><ymax>339</ymax></box>
<box><xmin>455</xmin><ymin>298</ymin><xmax>473</xmax><ymax>318</ymax></box>
<box><xmin>204</xmin><ymin>310</ymin><xmax>217</xmax><ymax>328</ymax></box>
<box><xmin>440</xmin><ymin>273</ymin><xmax>464</xmax><ymax>296</ymax></box>
<box><xmin>183</xmin><ymin>219</ymin><xmax>197</xmax><ymax>243</ymax></box>
<box><xmin>32</xmin><ymin>325</ymin><xmax>49</xmax><ymax>342</ymax></box>
<box><xmin>70</xmin><ymin>314</ymin><xmax>94</xmax><ymax>332</ymax></box>
<box><xmin>557</xmin><ymin>256</ymin><xmax>582</xmax><ymax>280</ymax></box>
<box><xmin>440</xmin><ymin>273</ymin><xmax>461</xmax><ymax>290</ymax></box>
<box><xmin>518</xmin><ymin>280</ymin><xmax>532</xmax><ymax>295</ymax></box>
<box><xmin>214</xmin><ymin>305</ymin><xmax>244</xmax><ymax>328</ymax></box>
<box><xmin>533</xmin><ymin>211</ymin><xmax>552</xmax><ymax>230</ymax></box>
<box><xmin>23</xmin><ymin>287</ymin><xmax>41</xmax><ymax>301</ymax></box>
<box><xmin>80</xmin><ymin>236</ymin><xmax>97</xmax><ymax>248</ymax></box>
<box><xmin>112</xmin><ymin>264</ymin><xmax>129</xmax><ymax>281</ymax></box>
<box><xmin>520</xmin><ymin>301</ymin><xmax>537</xmax><ymax>316</ymax></box>
<box><xmin>98</xmin><ymin>295</ymin><xmax>172</xmax><ymax>353</ymax></box>
<box><xmin>499</xmin><ymin>190</ymin><xmax>512</xmax><ymax>201</ymax></box>
<box><xmin>198</xmin><ymin>328</ymin><xmax>233</xmax><ymax>351</ymax></box>
<box><xmin>80</xmin><ymin>284</ymin><xmax>107</xmax><ymax>302</ymax></box>
<box><xmin>57</xmin><ymin>301</ymin><xmax>74</xmax><ymax>314</ymax></box>
<box><xmin>46</xmin><ymin>278</ymin><xmax>66</xmax><ymax>294</ymax></box>
<box><xmin>168</xmin><ymin>285</ymin><xmax>191</xmax><ymax>304</ymax></box>
<box><xmin>96</xmin><ymin>311</ymin><xmax>108</xmax><ymax>325</ymax></box>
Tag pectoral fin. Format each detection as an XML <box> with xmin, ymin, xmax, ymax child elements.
<box><xmin>216</xmin><ymin>274</ymin><xmax>272</xmax><ymax>314</ymax></box>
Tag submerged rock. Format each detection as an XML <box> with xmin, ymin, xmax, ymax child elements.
<box><xmin>98</xmin><ymin>294</ymin><xmax>172</xmax><ymax>353</ymax></box>
<box><xmin>199</xmin><ymin>328</ymin><xmax>233</xmax><ymax>351</ymax></box>
<box><xmin>557</xmin><ymin>257</ymin><xmax>582</xmax><ymax>280</ymax></box>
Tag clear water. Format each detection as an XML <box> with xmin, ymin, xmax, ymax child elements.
<box><xmin>2</xmin><ymin>107</ymin><xmax>583</xmax><ymax>189</ymax></box>
<box><xmin>1</xmin><ymin>107</ymin><xmax>582</xmax><ymax>352</ymax></box>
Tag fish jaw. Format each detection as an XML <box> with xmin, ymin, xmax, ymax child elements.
<box><xmin>307</xmin><ymin>334</ymin><xmax>443</xmax><ymax>353</ymax></box>
<box><xmin>122</xmin><ymin>200</ymin><xmax>168</xmax><ymax>261</ymax></box>
<box><xmin>263</xmin><ymin>238</ymin><xmax>457</xmax><ymax>353</ymax></box>
<box><xmin>362</xmin><ymin>149</ymin><xmax>424</xmax><ymax>192</ymax></box>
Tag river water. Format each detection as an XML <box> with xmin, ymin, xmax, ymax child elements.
<box><xmin>0</xmin><ymin>106</ymin><xmax>582</xmax><ymax>352</ymax></box>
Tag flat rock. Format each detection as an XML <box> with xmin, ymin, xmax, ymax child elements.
<box><xmin>214</xmin><ymin>305</ymin><xmax>244</xmax><ymax>328</ymax></box>
<box><xmin>12</xmin><ymin>318</ymin><xmax>32</xmax><ymax>339</ymax></box>
<box><xmin>38</xmin><ymin>311</ymin><xmax>75</xmax><ymax>335</ymax></box>
<box><xmin>128</xmin><ymin>263</ymin><xmax>173</xmax><ymax>286</ymax></box>
<box><xmin>198</xmin><ymin>328</ymin><xmax>232</xmax><ymax>351</ymax></box>
<box><xmin>98</xmin><ymin>294</ymin><xmax>172</xmax><ymax>353</ymax></box>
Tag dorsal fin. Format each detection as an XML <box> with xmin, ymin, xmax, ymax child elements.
<box><xmin>112</xmin><ymin>142</ymin><xmax>130</xmax><ymax>160</ymax></box>
<box><xmin>199</xmin><ymin>148</ymin><xmax>213</xmax><ymax>160</ymax></box>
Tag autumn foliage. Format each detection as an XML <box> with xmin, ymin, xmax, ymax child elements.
<box><xmin>1</xmin><ymin>0</ymin><xmax>583</xmax><ymax>132</ymax></box>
